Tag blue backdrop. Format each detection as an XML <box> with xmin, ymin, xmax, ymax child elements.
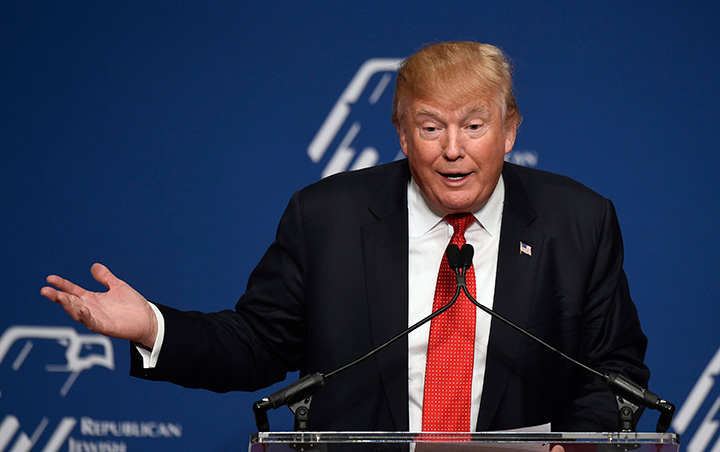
<box><xmin>2</xmin><ymin>2</ymin><xmax>719</xmax><ymax>451</ymax></box>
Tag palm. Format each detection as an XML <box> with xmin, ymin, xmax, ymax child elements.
<box><xmin>41</xmin><ymin>263</ymin><xmax>157</xmax><ymax>348</ymax></box>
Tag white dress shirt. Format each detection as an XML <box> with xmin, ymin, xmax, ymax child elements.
<box><xmin>407</xmin><ymin>175</ymin><xmax>504</xmax><ymax>432</ymax></box>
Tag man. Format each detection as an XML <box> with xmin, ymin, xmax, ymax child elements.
<box><xmin>41</xmin><ymin>41</ymin><xmax>649</xmax><ymax>432</ymax></box>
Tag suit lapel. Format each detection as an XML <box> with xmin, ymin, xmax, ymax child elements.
<box><xmin>476</xmin><ymin>163</ymin><xmax>545</xmax><ymax>430</ymax></box>
<box><xmin>361</xmin><ymin>160</ymin><xmax>411</xmax><ymax>430</ymax></box>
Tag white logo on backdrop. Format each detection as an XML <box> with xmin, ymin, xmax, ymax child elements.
<box><xmin>0</xmin><ymin>415</ymin><xmax>182</xmax><ymax>452</ymax></box>
<box><xmin>308</xmin><ymin>58</ymin><xmax>538</xmax><ymax>179</ymax></box>
<box><xmin>0</xmin><ymin>416</ymin><xmax>76</xmax><ymax>452</ymax></box>
<box><xmin>505</xmin><ymin>150</ymin><xmax>538</xmax><ymax>167</ymax></box>
<box><xmin>308</xmin><ymin>58</ymin><xmax>403</xmax><ymax>178</ymax></box>
<box><xmin>0</xmin><ymin>325</ymin><xmax>114</xmax><ymax>396</ymax></box>
<box><xmin>673</xmin><ymin>345</ymin><xmax>720</xmax><ymax>452</ymax></box>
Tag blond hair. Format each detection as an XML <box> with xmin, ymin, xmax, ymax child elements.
<box><xmin>392</xmin><ymin>41</ymin><xmax>522</xmax><ymax>129</ymax></box>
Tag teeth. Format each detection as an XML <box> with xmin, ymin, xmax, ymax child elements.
<box><xmin>444</xmin><ymin>174</ymin><xmax>467</xmax><ymax>180</ymax></box>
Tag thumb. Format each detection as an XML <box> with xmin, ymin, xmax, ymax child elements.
<box><xmin>90</xmin><ymin>263</ymin><xmax>121</xmax><ymax>290</ymax></box>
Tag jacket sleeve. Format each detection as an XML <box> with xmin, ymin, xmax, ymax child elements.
<box><xmin>554</xmin><ymin>199</ymin><xmax>649</xmax><ymax>431</ymax></box>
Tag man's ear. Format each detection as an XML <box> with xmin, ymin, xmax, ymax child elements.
<box><xmin>504</xmin><ymin>121</ymin><xmax>517</xmax><ymax>155</ymax></box>
<box><xmin>397</xmin><ymin>124</ymin><xmax>409</xmax><ymax>157</ymax></box>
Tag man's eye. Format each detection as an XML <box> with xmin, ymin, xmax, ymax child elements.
<box><xmin>424</xmin><ymin>126</ymin><xmax>438</xmax><ymax>132</ymax></box>
<box><xmin>467</xmin><ymin>124</ymin><xmax>483</xmax><ymax>131</ymax></box>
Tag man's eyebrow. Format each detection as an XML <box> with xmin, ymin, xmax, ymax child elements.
<box><xmin>413</xmin><ymin>106</ymin><xmax>441</xmax><ymax>117</ymax></box>
<box><xmin>461</xmin><ymin>103</ymin><xmax>492</xmax><ymax>116</ymax></box>
<box><xmin>412</xmin><ymin>103</ymin><xmax>493</xmax><ymax>119</ymax></box>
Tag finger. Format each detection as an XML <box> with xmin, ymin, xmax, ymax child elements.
<box><xmin>41</xmin><ymin>285</ymin><xmax>84</xmax><ymax>306</ymax></box>
<box><xmin>54</xmin><ymin>291</ymin><xmax>99</xmax><ymax>328</ymax></box>
<box><xmin>45</xmin><ymin>274</ymin><xmax>88</xmax><ymax>299</ymax></box>
<box><xmin>56</xmin><ymin>289</ymin><xmax>82</xmax><ymax>308</ymax></box>
<box><xmin>90</xmin><ymin>263</ymin><xmax>121</xmax><ymax>290</ymax></box>
<box><xmin>40</xmin><ymin>286</ymin><xmax>62</xmax><ymax>303</ymax></box>
<box><xmin>48</xmin><ymin>290</ymin><xmax>82</xmax><ymax>319</ymax></box>
<box><xmin>42</xmin><ymin>285</ymin><xmax>98</xmax><ymax>330</ymax></box>
<box><xmin>76</xmin><ymin>304</ymin><xmax>98</xmax><ymax>331</ymax></box>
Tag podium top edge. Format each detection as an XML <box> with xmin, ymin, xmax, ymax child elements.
<box><xmin>250</xmin><ymin>431</ymin><xmax>679</xmax><ymax>445</ymax></box>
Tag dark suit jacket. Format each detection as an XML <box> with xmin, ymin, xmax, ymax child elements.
<box><xmin>131</xmin><ymin>159</ymin><xmax>649</xmax><ymax>432</ymax></box>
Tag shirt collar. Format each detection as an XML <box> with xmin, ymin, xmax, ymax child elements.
<box><xmin>407</xmin><ymin>175</ymin><xmax>505</xmax><ymax>238</ymax></box>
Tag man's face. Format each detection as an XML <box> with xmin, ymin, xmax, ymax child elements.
<box><xmin>397</xmin><ymin>96</ymin><xmax>516</xmax><ymax>215</ymax></box>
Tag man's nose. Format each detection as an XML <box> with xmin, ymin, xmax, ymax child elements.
<box><xmin>442</xmin><ymin>128</ymin><xmax>465</xmax><ymax>159</ymax></box>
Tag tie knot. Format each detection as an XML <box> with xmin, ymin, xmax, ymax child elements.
<box><xmin>444</xmin><ymin>213</ymin><xmax>475</xmax><ymax>238</ymax></box>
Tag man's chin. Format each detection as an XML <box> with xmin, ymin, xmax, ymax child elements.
<box><xmin>434</xmin><ymin>199</ymin><xmax>483</xmax><ymax>215</ymax></box>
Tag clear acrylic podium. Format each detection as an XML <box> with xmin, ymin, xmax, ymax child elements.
<box><xmin>249</xmin><ymin>432</ymin><xmax>679</xmax><ymax>452</ymax></box>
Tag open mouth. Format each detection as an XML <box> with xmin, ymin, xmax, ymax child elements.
<box><xmin>440</xmin><ymin>172</ymin><xmax>470</xmax><ymax>181</ymax></box>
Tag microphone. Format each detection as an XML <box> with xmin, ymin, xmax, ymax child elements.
<box><xmin>252</xmin><ymin>244</ymin><xmax>465</xmax><ymax>432</ymax></box>
<box><xmin>446</xmin><ymin>243</ymin><xmax>462</xmax><ymax>271</ymax></box>
<box><xmin>452</xmin><ymin>243</ymin><xmax>675</xmax><ymax>433</ymax></box>
<box><xmin>459</xmin><ymin>244</ymin><xmax>473</xmax><ymax>270</ymax></box>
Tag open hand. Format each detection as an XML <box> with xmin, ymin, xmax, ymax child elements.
<box><xmin>41</xmin><ymin>263</ymin><xmax>158</xmax><ymax>349</ymax></box>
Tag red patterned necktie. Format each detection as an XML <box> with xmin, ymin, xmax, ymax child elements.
<box><xmin>422</xmin><ymin>213</ymin><xmax>477</xmax><ymax>432</ymax></box>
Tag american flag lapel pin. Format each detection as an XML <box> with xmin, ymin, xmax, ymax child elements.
<box><xmin>520</xmin><ymin>241</ymin><xmax>532</xmax><ymax>256</ymax></box>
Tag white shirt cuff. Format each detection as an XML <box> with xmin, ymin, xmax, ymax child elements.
<box><xmin>134</xmin><ymin>302</ymin><xmax>165</xmax><ymax>369</ymax></box>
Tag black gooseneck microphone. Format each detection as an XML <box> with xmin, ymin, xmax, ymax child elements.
<box><xmin>252</xmin><ymin>245</ymin><xmax>466</xmax><ymax>432</ymax></box>
<box><xmin>447</xmin><ymin>243</ymin><xmax>676</xmax><ymax>434</ymax></box>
